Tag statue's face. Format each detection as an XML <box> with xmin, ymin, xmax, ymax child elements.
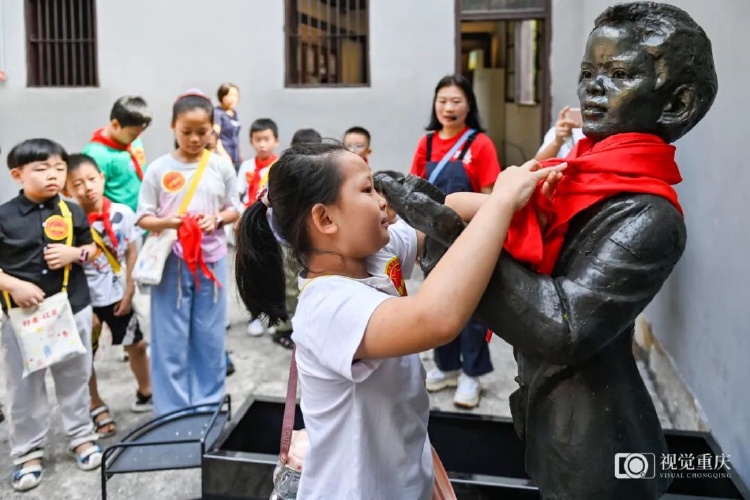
<box><xmin>578</xmin><ymin>25</ymin><xmax>665</xmax><ymax>141</ymax></box>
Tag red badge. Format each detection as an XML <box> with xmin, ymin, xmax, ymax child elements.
<box><xmin>44</xmin><ymin>215</ymin><xmax>71</xmax><ymax>240</ymax></box>
<box><xmin>162</xmin><ymin>171</ymin><xmax>186</xmax><ymax>192</ymax></box>
<box><xmin>385</xmin><ymin>257</ymin><xmax>407</xmax><ymax>297</ymax></box>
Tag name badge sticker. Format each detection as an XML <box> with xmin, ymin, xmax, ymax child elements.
<box><xmin>162</xmin><ymin>171</ymin><xmax>186</xmax><ymax>193</ymax></box>
<box><xmin>44</xmin><ymin>215</ymin><xmax>71</xmax><ymax>240</ymax></box>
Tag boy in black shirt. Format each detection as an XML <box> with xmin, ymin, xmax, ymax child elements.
<box><xmin>0</xmin><ymin>139</ymin><xmax>102</xmax><ymax>492</ymax></box>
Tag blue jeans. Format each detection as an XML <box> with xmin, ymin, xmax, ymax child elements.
<box><xmin>150</xmin><ymin>253</ymin><xmax>227</xmax><ymax>416</ymax></box>
<box><xmin>433</xmin><ymin>318</ymin><xmax>493</xmax><ymax>377</ymax></box>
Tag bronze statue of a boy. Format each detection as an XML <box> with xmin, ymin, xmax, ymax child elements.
<box><xmin>378</xmin><ymin>2</ymin><xmax>717</xmax><ymax>499</ymax></box>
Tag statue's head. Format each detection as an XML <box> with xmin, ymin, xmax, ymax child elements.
<box><xmin>579</xmin><ymin>2</ymin><xmax>717</xmax><ymax>144</ymax></box>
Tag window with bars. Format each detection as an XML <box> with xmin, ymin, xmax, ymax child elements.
<box><xmin>25</xmin><ymin>0</ymin><xmax>98</xmax><ymax>87</ymax></box>
<box><xmin>285</xmin><ymin>0</ymin><xmax>369</xmax><ymax>87</ymax></box>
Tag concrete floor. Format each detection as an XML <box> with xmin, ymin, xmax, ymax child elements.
<box><xmin>0</xmin><ymin>270</ymin><xmax>673</xmax><ymax>500</ymax></box>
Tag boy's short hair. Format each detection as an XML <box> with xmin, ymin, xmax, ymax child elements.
<box><xmin>593</xmin><ymin>2</ymin><xmax>717</xmax><ymax>142</ymax></box>
<box><xmin>344</xmin><ymin>126</ymin><xmax>371</xmax><ymax>146</ymax></box>
<box><xmin>250</xmin><ymin>118</ymin><xmax>279</xmax><ymax>139</ymax></box>
<box><xmin>291</xmin><ymin>128</ymin><xmax>322</xmax><ymax>146</ymax></box>
<box><xmin>7</xmin><ymin>138</ymin><xmax>68</xmax><ymax>170</ymax></box>
<box><xmin>373</xmin><ymin>170</ymin><xmax>404</xmax><ymax>193</ymax></box>
<box><xmin>67</xmin><ymin>153</ymin><xmax>100</xmax><ymax>174</ymax></box>
<box><xmin>110</xmin><ymin>96</ymin><xmax>152</xmax><ymax>128</ymax></box>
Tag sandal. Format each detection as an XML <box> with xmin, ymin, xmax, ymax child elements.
<box><xmin>272</xmin><ymin>330</ymin><xmax>294</xmax><ymax>350</ymax></box>
<box><xmin>70</xmin><ymin>442</ymin><xmax>103</xmax><ymax>471</ymax></box>
<box><xmin>11</xmin><ymin>448</ymin><xmax>44</xmax><ymax>492</ymax></box>
<box><xmin>90</xmin><ymin>405</ymin><xmax>117</xmax><ymax>438</ymax></box>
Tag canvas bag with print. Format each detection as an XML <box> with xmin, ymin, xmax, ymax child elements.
<box><xmin>3</xmin><ymin>199</ymin><xmax>86</xmax><ymax>378</ymax></box>
<box><xmin>132</xmin><ymin>149</ymin><xmax>210</xmax><ymax>286</ymax></box>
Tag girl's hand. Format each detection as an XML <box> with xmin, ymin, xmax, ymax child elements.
<box><xmin>197</xmin><ymin>214</ymin><xmax>216</xmax><ymax>233</ymax></box>
<box><xmin>44</xmin><ymin>244</ymin><xmax>80</xmax><ymax>269</ymax></box>
<box><xmin>493</xmin><ymin>160</ymin><xmax>567</xmax><ymax>212</ymax></box>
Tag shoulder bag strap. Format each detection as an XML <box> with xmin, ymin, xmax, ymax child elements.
<box><xmin>58</xmin><ymin>199</ymin><xmax>74</xmax><ymax>292</ymax></box>
<box><xmin>177</xmin><ymin>149</ymin><xmax>212</xmax><ymax>215</ymax></box>
<box><xmin>90</xmin><ymin>229</ymin><xmax>122</xmax><ymax>274</ymax></box>
<box><xmin>279</xmin><ymin>346</ymin><xmax>298</xmax><ymax>464</ymax></box>
<box><xmin>456</xmin><ymin>131</ymin><xmax>478</xmax><ymax>161</ymax></box>
<box><xmin>427</xmin><ymin>129</ymin><xmax>476</xmax><ymax>185</ymax></box>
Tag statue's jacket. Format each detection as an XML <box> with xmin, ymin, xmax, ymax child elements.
<box><xmin>474</xmin><ymin>193</ymin><xmax>685</xmax><ymax>500</ymax></box>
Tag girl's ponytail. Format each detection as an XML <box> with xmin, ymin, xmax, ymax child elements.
<box><xmin>235</xmin><ymin>200</ymin><xmax>287</xmax><ymax>325</ymax></box>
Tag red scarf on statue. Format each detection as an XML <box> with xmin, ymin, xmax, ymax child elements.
<box><xmin>87</xmin><ymin>197</ymin><xmax>118</xmax><ymax>250</ymax></box>
<box><xmin>178</xmin><ymin>215</ymin><xmax>221</xmax><ymax>289</ymax></box>
<box><xmin>503</xmin><ymin>133</ymin><xmax>683</xmax><ymax>275</ymax></box>
<box><xmin>89</xmin><ymin>128</ymin><xmax>144</xmax><ymax>181</ymax></box>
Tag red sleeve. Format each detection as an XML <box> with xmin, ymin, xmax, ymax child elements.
<box><xmin>410</xmin><ymin>136</ymin><xmax>428</xmax><ymax>178</ymax></box>
<box><xmin>471</xmin><ymin>134</ymin><xmax>501</xmax><ymax>190</ymax></box>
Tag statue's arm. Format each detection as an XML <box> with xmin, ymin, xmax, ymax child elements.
<box><xmin>475</xmin><ymin>202</ymin><xmax>687</xmax><ymax>366</ymax></box>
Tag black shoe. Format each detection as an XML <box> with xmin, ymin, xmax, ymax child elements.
<box><xmin>226</xmin><ymin>351</ymin><xmax>236</xmax><ymax>376</ymax></box>
<box><xmin>0</xmin><ymin>408</ymin><xmax>4</xmax><ymax>424</ymax></box>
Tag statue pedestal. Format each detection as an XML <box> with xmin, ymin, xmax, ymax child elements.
<box><xmin>201</xmin><ymin>396</ymin><xmax>748</xmax><ymax>499</ymax></box>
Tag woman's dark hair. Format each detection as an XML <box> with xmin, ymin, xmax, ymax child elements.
<box><xmin>425</xmin><ymin>74</ymin><xmax>485</xmax><ymax>133</ymax></box>
<box><xmin>67</xmin><ymin>153</ymin><xmax>100</xmax><ymax>174</ymax></box>
<box><xmin>217</xmin><ymin>83</ymin><xmax>239</xmax><ymax>104</ymax></box>
<box><xmin>110</xmin><ymin>96</ymin><xmax>152</xmax><ymax>128</ymax></box>
<box><xmin>235</xmin><ymin>142</ymin><xmax>347</xmax><ymax>324</ymax></box>
<box><xmin>172</xmin><ymin>92</ymin><xmax>214</xmax><ymax>125</ymax></box>
<box><xmin>7</xmin><ymin>138</ymin><xmax>68</xmax><ymax>170</ymax></box>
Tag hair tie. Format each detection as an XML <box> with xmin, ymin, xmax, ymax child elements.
<box><xmin>257</xmin><ymin>187</ymin><xmax>271</xmax><ymax>208</ymax></box>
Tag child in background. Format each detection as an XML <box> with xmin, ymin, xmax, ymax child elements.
<box><xmin>343</xmin><ymin>126</ymin><xmax>372</xmax><ymax>164</ymax></box>
<box><xmin>373</xmin><ymin>170</ymin><xmax>404</xmax><ymax>225</ymax></box>
<box><xmin>235</xmin><ymin>143</ymin><xmax>563</xmax><ymax>498</ymax></box>
<box><xmin>290</xmin><ymin>128</ymin><xmax>322</xmax><ymax>146</ymax></box>
<box><xmin>65</xmin><ymin>154</ymin><xmax>153</xmax><ymax>438</ymax></box>
<box><xmin>137</xmin><ymin>91</ymin><xmax>239</xmax><ymax>416</ymax></box>
<box><xmin>237</xmin><ymin>118</ymin><xmax>280</xmax><ymax>206</ymax></box>
<box><xmin>83</xmin><ymin>96</ymin><xmax>152</xmax><ymax>212</ymax></box>
<box><xmin>0</xmin><ymin>139</ymin><xmax>103</xmax><ymax>492</ymax></box>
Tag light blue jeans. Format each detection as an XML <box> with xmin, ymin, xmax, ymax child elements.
<box><xmin>150</xmin><ymin>253</ymin><xmax>227</xmax><ymax>416</ymax></box>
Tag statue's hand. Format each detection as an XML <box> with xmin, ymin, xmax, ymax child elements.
<box><xmin>374</xmin><ymin>174</ymin><xmax>465</xmax><ymax>247</ymax></box>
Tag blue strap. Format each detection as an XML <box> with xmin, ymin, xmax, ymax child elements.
<box><xmin>427</xmin><ymin>129</ymin><xmax>476</xmax><ymax>185</ymax></box>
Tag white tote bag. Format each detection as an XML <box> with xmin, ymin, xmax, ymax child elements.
<box><xmin>2</xmin><ymin>199</ymin><xmax>86</xmax><ymax>377</ymax></box>
<box><xmin>132</xmin><ymin>150</ymin><xmax>211</xmax><ymax>286</ymax></box>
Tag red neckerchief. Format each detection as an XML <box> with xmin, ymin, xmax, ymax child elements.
<box><xmin>245</xmin><ymin>155</ymin><xmax>278</xmax><ymax>206</ymax></box>
<box><xmin>90</xmin><ymin>128</ymin><xmax>144</xmax><ymax>181</ymax></box>
<box><xmin>504</xmin><ymin>132</ymin><xmax>683</xmax><ymax>275</ymax></box>
<box><xmin>87</xmin><ymin>197</ymin><xmax>118</xmax><ymax>251</ymax></box>
<box><xmin>178</xmin><ymin>215</ymin><xmax>221</xmax><ymax>288</ymax></box>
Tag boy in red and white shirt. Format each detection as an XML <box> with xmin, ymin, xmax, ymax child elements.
<box><xmin>237</xmin><ymin>118</ymin><xmax>279</xmax><ymax>206</ymax></box>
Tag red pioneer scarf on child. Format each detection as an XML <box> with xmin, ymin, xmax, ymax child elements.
<box><xmin>87</xmin><ymin>197</ymin><xmax>119</xmax><ymax>250</ymax></box>
<box><xmin>503</xmin><ymin>132</ymin><xmax>683</xmax><ymax>276</ymax></box>
<box><xmin>90</xmin><ymin>128</ymin><xmax>144</xmax><ymax>181</ymax></box>
<box><xmin>178</xmin><ymin>215</ymin><xmax>221</xmax><ymax>288</ymax></box>
<box><xmin>245</xmin><ymin>155</ymin><xmax>278</xmax><ymax>206</ymax></box>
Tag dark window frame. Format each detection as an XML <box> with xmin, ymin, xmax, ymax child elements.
<box><xmin>25</xmin><ymin>0</ymin><xmax>99</xmax><ymax>88</ymax></box>
<box><xmin>285</xmin><ymin>0</ymin><xmax>370</xmax><ymax>88</ymax></box>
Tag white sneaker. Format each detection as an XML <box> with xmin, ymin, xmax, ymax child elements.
<box><xmin>247</xmin><ymin>319</ymin><xmax>265</xmax><ymax>337</ymax></box>
<box><xmin>453</xmin><ymin>373</ymin><xmax>481</xmax><ymax>409</ymax></box>
<box><xmin>425</xmin><ymin>368</ymin><xmax>460</xmax><ymax>392</ymax></box>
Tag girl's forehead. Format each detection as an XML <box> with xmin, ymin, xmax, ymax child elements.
<box><xmin>175</xmin><ymin>109</ymin><xmax>212</xmax><ymax>125</ymax></box>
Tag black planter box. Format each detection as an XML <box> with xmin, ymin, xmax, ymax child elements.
<box><xmin>202</xmin><ymin>396</ymin><xmax>749</xmax><ymax>500</ymax></box>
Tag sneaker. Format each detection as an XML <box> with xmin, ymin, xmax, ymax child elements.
<box><xmin>247</xmin><ymin>318</ymin><xmax>265</xmax><ymax>337</ymax></box>
<box><xmin>425</xmin><ymin>368</ymin><xmax>460</xmax><ymax>392</ymax></box>
<box><xmin>453</xmin><ymin>373</ymin><xmax>481</xmax><ymax>409</ymax></box>
<box><xmin>130</xmin><ymin>391</ymin><xmax>153</xmax><ymax>413</ymax></box>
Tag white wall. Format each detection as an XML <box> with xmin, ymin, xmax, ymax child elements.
<box><xmin>549</xmin><ymin>0</ymin><xmax>750</xmax><ymax>484</ymax></box>
<box><xmin>0</xmin><ymin>0</ymin><xmax>456</xmax><ymax>202</ymax></box>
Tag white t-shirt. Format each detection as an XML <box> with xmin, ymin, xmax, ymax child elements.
<box><xmin>84</xmin><ymin>202</ymin><xmax>140</xmax><ymax>307</ymax></box>
<box><xmin>237</xmin><ymin>156</ymin><xmax>274</xmax><ymax>205</ymax></box>
<box><xmin>292</xmin><ymin>220</ymin><xmax>433</xmax><ymax>500</ymax></box>
<box><xmin>537</xmin><ymin>126</ymin><xmax>585</xmax><ymax>159</ymax></box>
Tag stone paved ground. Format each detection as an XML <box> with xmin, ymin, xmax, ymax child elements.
<box><xmin>0</xmin><ymin>269</ymin><xmax>673</xmax><ymax>500</ymax></box>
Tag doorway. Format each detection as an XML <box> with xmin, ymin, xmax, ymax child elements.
<box><xmin>456</xmin><ymin>0</ymin><xmax>551</xmax><ymax>167</ymax></box>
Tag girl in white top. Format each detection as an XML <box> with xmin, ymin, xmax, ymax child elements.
<box><xmin>235</xmin><ymin>143</ymin><xmax>564</xmax><ymax>499</ymax></box>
